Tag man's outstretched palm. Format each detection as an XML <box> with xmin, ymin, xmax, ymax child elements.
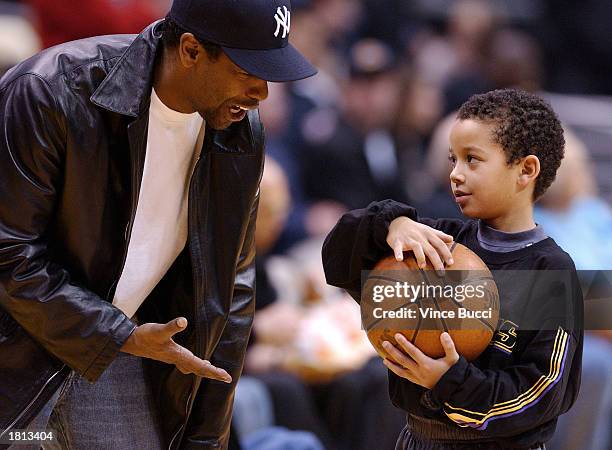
<box><xmin>121</xmin><ymin>317</ymin><xmax>232</xmax><ymax>383</ymax></box>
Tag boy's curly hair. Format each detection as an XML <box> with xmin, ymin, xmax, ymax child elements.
<box><xmin>457</xmin><ymin>88</ymin><xmax>565</xmax><ymax>200</ymax></box>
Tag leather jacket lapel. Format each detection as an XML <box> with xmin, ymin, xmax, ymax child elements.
<box><xmin>90</xmin><ymin>20</ymin><xmax>163</xmax><ymax>117</ymax></box>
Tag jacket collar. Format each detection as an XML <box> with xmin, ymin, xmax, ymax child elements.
<box><xmin>90</xmin><ymin>20</ymin><xmax>163</xmax><ymax>118</ymax></box>
<box><xmin>89</xmin><ymin>20</ymin><xmax>263</xmax><ymax>155</ymax></box>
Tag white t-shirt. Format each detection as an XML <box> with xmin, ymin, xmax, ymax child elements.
<box><xmin>112</xmin><ymin>88</ymin><xmax>205</xmax><ymax>319</ymax></box>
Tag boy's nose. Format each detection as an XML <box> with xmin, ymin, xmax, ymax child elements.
<box><xmin>450</xmin><ymin>167</ymin><xmax>465</xmax><ymax>184</ymax></box>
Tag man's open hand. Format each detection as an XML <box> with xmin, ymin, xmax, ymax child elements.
<box><xmin>121</xmin><ymin>317</ymin><xmax>232</xmax><ymax>383</ymax></box>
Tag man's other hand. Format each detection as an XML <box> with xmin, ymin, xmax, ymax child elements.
<box><xmin>120</xmin><ymin>317</ymin><xmax>232</xmax><ymax>383</ymax></box>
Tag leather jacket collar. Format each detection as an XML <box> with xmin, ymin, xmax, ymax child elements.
<box><xmin>90</xmin><ymin>20</ymin><xmax>163</xmax><ymax>117</ymax></box>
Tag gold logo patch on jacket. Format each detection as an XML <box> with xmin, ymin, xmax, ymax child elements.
<box><xmin>490</xmin><ymin>319</ymin><xmax>518</xmax><ymax>354</ymax></box>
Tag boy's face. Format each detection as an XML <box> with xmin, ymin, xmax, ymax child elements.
<box><xmin>448</xmin><ymin>119</ymin><xmax>524</xmax><ymax>220</ymax></box>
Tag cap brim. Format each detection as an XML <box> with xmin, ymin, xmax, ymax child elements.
<box><xmin>222</xmin><ymin>44</ymin><xmax>317</xmax><ymax>82</ymax></box>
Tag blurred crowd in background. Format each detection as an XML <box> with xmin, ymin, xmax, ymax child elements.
<box><xmin>1</xmin><ymin>1</ymin><xmax>611</xmax><ymax>449</ymax></box>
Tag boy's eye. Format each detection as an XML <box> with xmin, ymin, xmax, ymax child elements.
<box><xmin>448</xmin><ymin>155</ymin><xmax>456</xmax><ymax>165</ymax></box>
<box><xmin>467</xmin><ymin>155</ymin><xmax>478</xmax><ymax>163</ymax></box>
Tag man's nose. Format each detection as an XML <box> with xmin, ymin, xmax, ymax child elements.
<box><xmin>248</xmin><ymin>79</ymin><xmax>269</xmax><ymax>102</ymax></box>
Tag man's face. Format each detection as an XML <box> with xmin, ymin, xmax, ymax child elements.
<box><xmin>183</xmin><ymin>44</ymin><xmax>269</xmax><ymax>130</ymax></box>
<box><xmin>448</xmin><ymin>119</ymin><xmax>522</xmax><ymax>220</ymax></box>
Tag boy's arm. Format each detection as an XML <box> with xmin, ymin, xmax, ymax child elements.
<box><xmin>430</xmin><ymin>327</ymin><xmax>581</xmax><ymax>437</ymax></box>
<box><xmin>429</xmin><ymin>271</ymin><xmax>583</xmax><ymax>438</ymax></box>
<box><xmin>322</xmin><ymin>199</ymin><xmax>459</xmax><ymax>302</ymax></box>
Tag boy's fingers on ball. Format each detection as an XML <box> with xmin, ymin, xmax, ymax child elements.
<box><xmin>412</xmin><ymin>243</ymin><xmax>426</xmax><ymax>268</ymax></box>
<box><xmin>430</xmin><ymin>232</ymin><xmax>455</xmax><ymax>263</ymax></box>
<box><xmin>393</xmin><ymin>239</ymin><xmax>404</xmax><ymax>261</ymax></box>
<box><xmin>382</xmin><ymin>340</ymin><xmax>402</xmax><ymax>360</ymax></box>
<box><xmin>382</xmin><ymin>340</ymin><xmax>417</xmax><ymax>371</ymax></box>
<box><xmin>440</xmin><ymin>332</ymin><xmax>451</xmax><ymax>345</ymax></box>
<box><xmin>435</xmin><ymin>240</ymin><xmax>455</xmax><ymax>266</ymax></box>
<box><xmin>395</xmin><ymin>333</ymin><xmax>427</xmax><ymax>365</ymax></box>
<box><xmin>445</xmin><ymin>247</ymin><xmax>455</xmax><ymax>265</ymax></box>
<box><xmin>384</xmin><ymin>358</ymin><xmax>416</xmax><ymax>381</ymax></box>
<box><xmin>423</xmin><ymin>242</ymin><xmax>445</xmax><ymax>273</ymax></box>
<box><xmin>441</xmin><ymin>332</ymin><xmax>459</xmax><ymax>360</ymax></box>
<box><xmin>437</xmin><ymin>231</ymin><xmax>454</xmax><ymax>242</ymax></box>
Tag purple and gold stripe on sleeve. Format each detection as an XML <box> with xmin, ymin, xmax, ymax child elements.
<box><xmin>443</xmin><ymin>327</ymin><xmax>570</xmax><ymax>430</ymax></box>
<box><xmin>491</xmin><ymin>341</ymin><xmax>514</xmax><ymax>355</ymax></box>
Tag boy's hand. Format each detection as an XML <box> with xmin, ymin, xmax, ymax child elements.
<box><xmin>382</xmin><ymin>332</ymin><xmax>459</xmax><ymax>389</ymax></box>
<box><xmin>387</xmin><ymin>217</ymin><xmax>454</xmax><ymax>271</ymax></box>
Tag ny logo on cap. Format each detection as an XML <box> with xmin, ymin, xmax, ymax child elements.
<box><xmin>274</xmin><ymin>5</ymin><xmax>291</xmax><ymax>39</ymax></box>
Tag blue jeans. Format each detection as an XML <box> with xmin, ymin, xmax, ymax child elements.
<box><xmin>7</xmin><ymin>373</ymin><xmax>68</xmax><ymax>450</ymax></box>
<box><xmin>233</xmin><ymin>376</ymin><xmax>275</xmax><ymax>439</ymax></box>
<box><xmin>242</xmin><ymin>427</ymin><xmax>325</xmax><ymax>450</ymax></box>
<box><xmin>12</xmin><ymin>352</ymin><xmax>165</xmax><ymax>450</ymax></box>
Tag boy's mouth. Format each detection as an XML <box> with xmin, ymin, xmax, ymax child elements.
<box><xmin>454</xmin><ymin>190</ymin><xmax>471</xmax><ymax>205</ymax></box>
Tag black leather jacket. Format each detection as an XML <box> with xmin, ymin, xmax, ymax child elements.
<box><xmin>0</xmin><ymin>21</ymin><xmax>263</xmax><ymax>449</ymax></box>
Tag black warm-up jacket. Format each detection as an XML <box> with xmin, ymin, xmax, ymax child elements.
<box><xmin>322</xmin><ymin>200</ymin><xmax>584</xmax><ymax>450</ymax></box>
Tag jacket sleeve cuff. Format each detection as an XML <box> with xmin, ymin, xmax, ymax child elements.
<box><xmin>81</xmin><ymin>314</ymin><xmax>137</xmax><ymax>383</ymax></box>
<box><xmin>431</xmin><ymin>355</ymin><xmax>470</xmax><ymax>405</ymax></box>
<box><xmin>371</xmin><ymin>200</ymin><xmax>418</xmax><ymax>250</ymax></box>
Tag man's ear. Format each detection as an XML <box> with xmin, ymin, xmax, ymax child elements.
<box><xmin>518</xmin><ymin>155</ymin><xmax>540</xmax><ymax>188</ymax></box>
<box><xmin>178</xmin><ymin>33</ymin><xmax>202</xmax><ymax>68</ymax></box>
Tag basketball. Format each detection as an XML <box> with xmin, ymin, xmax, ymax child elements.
<box><xmin>361</xmin><ymin>242</ymin><xmax>499</xmax><ymax>361</ymax></box>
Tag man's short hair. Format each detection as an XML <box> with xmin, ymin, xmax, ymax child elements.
<box><xmin>161</xmin><ymin>16</ymin><xmax>222</xmax><ymax>60</ymax></box>
<box><xmin>457</xmin><ymin>88</ymin><xmax>565</xmax><ymax>200</ymax></box>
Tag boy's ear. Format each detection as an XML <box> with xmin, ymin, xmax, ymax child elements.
<box><xmin>518</xmin><ymin>155</ymin><xmax>540</xmax><ymax>187</ymax></box>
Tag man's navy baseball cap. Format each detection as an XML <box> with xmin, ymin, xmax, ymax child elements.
<box><xmin>168</xmin><ymin>0</ymin><xmax>317</xmax><ymax>82</ymax></box>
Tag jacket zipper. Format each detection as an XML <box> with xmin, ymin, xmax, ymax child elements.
<box><xmin>105</xmin><ymin>217</ymin><xmax>133</xmax><ymax>301</ymax></box>
<box><xmin>168</xmin><ymin>152</ymin><xmax>203</xmax><ymax>449</ymax></box>
<box><xmin>168</xmin><ymin>390</ymin><xmax>194</xmax><ymax>449</ymax></box>
<box><xmin>106</xmin><ymin>128</ymin><xmax>144</xmax><ymax>301</ymax></box>
<box><xmin>1</xmin><ymin>367</ymin><xmax>64</xmax><ymax>437</ymax></box>
<box><xmin>106</xmin><ymin>217</ymin><xmax>134</xmax><ymax>300</ymax></box>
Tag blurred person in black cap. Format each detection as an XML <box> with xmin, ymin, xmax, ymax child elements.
<box><xmin>299</xmin><ymin>38</ymin><xmax>408</xmax><ymax>234</ymax></box>
<box><xmin>0</xmin><ymin>1</ymin><xmax>315</xmax><ymax>449</ymax></box>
